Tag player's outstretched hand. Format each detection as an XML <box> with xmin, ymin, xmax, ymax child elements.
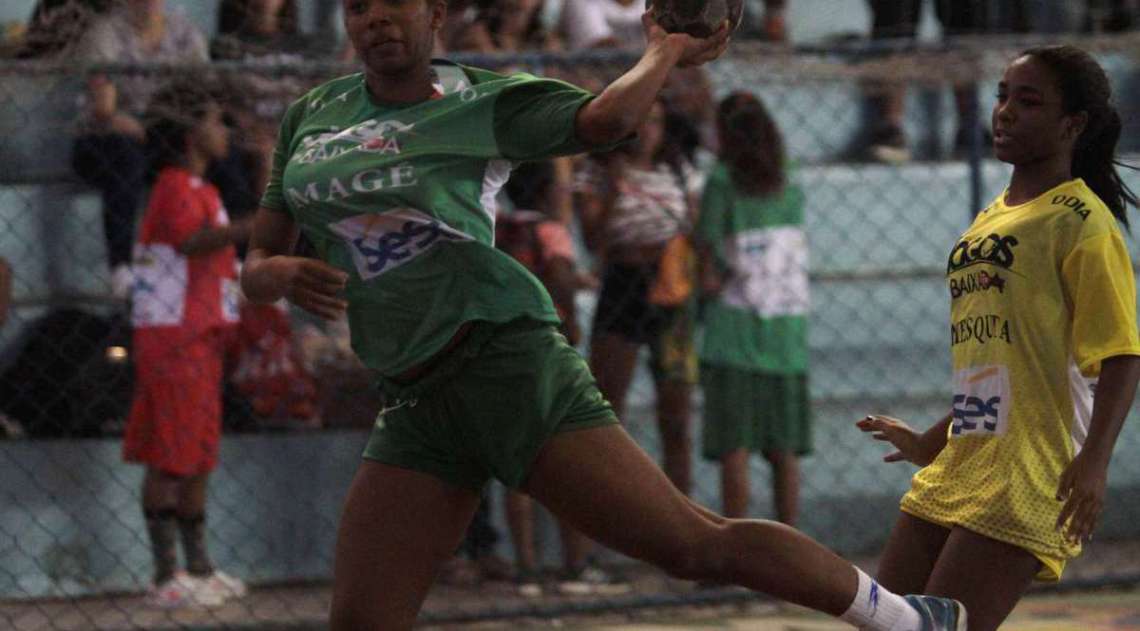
<box><xmin>268</xmin><ymin>256</ymin><xmax>349</xmax><ymax>320</ymax></box>
<box><xmin>1055</xmin><ymin>449</ymin><xmax>1109</xmax><ymax>545</ymax></box>
<box><xmin>642</xmin><ymin>12</ymin><xmax>731</xmax><ymax>68</ymax></box>
<box><xmin>856</xmin><ymin>414</ymin><xmax>938</xmax><ymax>466</ymax></box>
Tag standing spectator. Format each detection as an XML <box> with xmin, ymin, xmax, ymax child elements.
<box><xmin>559</xmin><ymin>0</ymin><xmax>644</xmax><ymax>49</ymax></box>
<box><xmin>498</xmin><ymin>160</ymin><xmax>629</xmax><ymax>596</ymax></box>
<box><xmin>68</xmin><ymin>0</ymin><xmax>209</xmax><ymax>298</ymax></box>
<box><xmin>211</xmin><ymin>0</ymin><xmax>310</xmax><ymax>59</ymax></box>
<box><xmin>580</xmin><ymin>98</ymin><xmax>700</xmax><ymax>498</ymax></box>
<box><xmin>696</xmin><ymin>92</ymin><xmax>810</xmax><ymax>525</ymax></box>
<box><xmin>864</xmin><ymin>0</ymin><xmax>1029</xmax><ymax>163</ymax></box>
<box><xmin>124</xmin><ymin>81</ymin><xmax>250</xmax><ymax>608</ymax></box>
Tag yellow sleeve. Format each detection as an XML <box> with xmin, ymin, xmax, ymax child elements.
<box><xmin>1062</xmin><ymin>232</ymin><xmax>1140</xmax><ymax>375</ymax></box>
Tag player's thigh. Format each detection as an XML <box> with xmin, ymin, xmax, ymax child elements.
<box><xmin>521</xmin><ymin>424</ymin><xmax>717</xmax><ymax>573</ymax></box>
<box><xmin>330</xmin><ymin>461</ymin><xmax>481</xmax><ymax>631</ymax></box>
<box><xmin>876</xmin><ymin>511</ymin><xmax>951</xmax><ymax>595</ymax></box>
<box><xmin>924</xmin><ymin>526</ymin><xmax>1039</xmax><ymax>631</ymax></box>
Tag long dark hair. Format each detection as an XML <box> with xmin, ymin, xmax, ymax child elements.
<box><xmin>717</xmin><ymin>91</ymin><xmax>785</xmax><ymax>196</ymax></box>
<box><xmin>1021</xmin><ymin>45</ymin><xmax>1137</xmax><ymax>227</ymax></box>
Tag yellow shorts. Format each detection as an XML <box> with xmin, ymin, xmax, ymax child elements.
<box><xmin>901</xmin><ymin>507</ymin><xmax>1066</xmax><ymax>582</ymax></box>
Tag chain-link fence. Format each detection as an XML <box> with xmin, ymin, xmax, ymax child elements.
<box><xmin>3</xmin><ymin>35</ymin><xmax>1140</xmax><ymax>630</ymax></box>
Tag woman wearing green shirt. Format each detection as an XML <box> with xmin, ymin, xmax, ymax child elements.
<box><xmin>239</xmin><ymin>0</ymin><xmax>964</xmax><ymax>629</ymax></box>
<box><xmin>697</xmin><ymin>92</ymin><xmax>810</xmax><ymax>525</ymax></box>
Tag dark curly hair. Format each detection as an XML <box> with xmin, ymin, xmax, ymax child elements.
<box><xmin>144</xmin><ymin>80</ymin><xmax>220</xmax><ymax>176</ymax></box>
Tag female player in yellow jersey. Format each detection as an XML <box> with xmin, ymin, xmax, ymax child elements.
<box><xmin>858</xmin><ymin>45</ymin><xmax>1140</xmax><ymax>631</ymax></box>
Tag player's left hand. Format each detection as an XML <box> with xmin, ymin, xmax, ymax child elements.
<box><xmin>1055</xmin><ymin>449</ymin><xmax>1110</xmax><ymax>545</ymax></box>
<box><xmin>642</xmin><ymin>12</ymin><xmax>731</xmax><ymax>68</ymax></box>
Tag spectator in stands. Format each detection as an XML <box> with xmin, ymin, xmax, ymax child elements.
<box><xmin>696</xmin><ymin>92</ymin><xmax>810</xmax><ymax>525</ymax></box>
<box><xmin>499</xmin><ymin>159</ymin><xmax>629</xmax><ymax>596</ymax></box>
<box><xmin>211</xmin><ymin>0</ymin><xmax>317</xmax><ymax>245</ymax></box>
<box><xmin>0</xmin><ymin>256</ymin><xmax>22</xmax><ymax>440</ymax></box>
<box><xmin>1088</xmin><ymin>0</ymin><xmax>1140</xmax><ymax>31</ymax></box>
<box><xmin>0</xmin><ymin>257</ymin><xmax>10</xmax><ymax>329</ymax></box>
<box><xmin>580</xmin><ymin>97</ymin><xmax>701</xmax><ymax>498</ymax></box>
<box><xmin>68</xmin><ymin>0</ymin><xmax>209</xmax><ymax>298</ymax></box>
<box><xmin>211</xmin><ymin>0</ymin><xmax>313</xmax><ymax>59</ymax></box>
<box><xmin>438</xmin><ymin>0</ymin><xmax>557</xmax><ymax>53</ymax></box>
<box><xmin>124</xmin><ymin>80</ymin><xmax>250</xmax><ymax>608</ymax></box>
<box><xmin>15</xmin><ymin>0</ymin><xmax>111</xmax><ymax>59</ymax></box>
<box><xmin>739</xmin><ymin>0</ymin><xmax>788</xmax><ymax>41</ymax></box>
<box><xmin>864</xmin><ymin>0</ymin><xmax>1029</xmax><ymax>163</ymax></box>
<box><xmin>559</xmin><ymin>0</ymin><xmax>644</xmax><ymax>49</ymax></box>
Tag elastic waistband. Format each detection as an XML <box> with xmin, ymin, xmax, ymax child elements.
<box><xmin>374</xmin><ymin>318</ymin><xmax>545</xmax><ymax>401</ymax></box>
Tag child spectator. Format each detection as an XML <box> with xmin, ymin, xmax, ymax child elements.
<box><xmin>497</xmin><ymin>159</ymin><xmax>629</xmax><ymax>595</ymax></box>
<box><xmin>124</xmin><ymin>81</ymin><xmax>251</xmax><ymax>608</ymax></box>
<box><xmin>696</xmin><ymin>92</ymin><xmax>810</xmax><ymax>525</ymax></box>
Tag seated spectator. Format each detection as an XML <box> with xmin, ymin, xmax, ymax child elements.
<box><xmin>559</xmin><ymin>0</ymin><xmax>644</xmax><ymax>49</ymax></box>
<box><xmin>211</xmin><ymin>0</ymin><xmax>317</xmax><ymax>242</ymax></box>
<box><xmin>15</xmin><ymin>0</ymin><xmax>111</xmax><ymax>59</ymax></box>
<box><xmin>211</xmin><ymin>0</ymin><xmax>315</xmax><ymax>60</ymax></box>
<box><xmin>68</xmin><ymin>0</ymin><xmax>209</xmax><ymax>298</ymax></box>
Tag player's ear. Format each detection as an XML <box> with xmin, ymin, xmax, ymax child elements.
<box><xmin>429</xmin><ymin>0</ymin><xmax>447</xmax><ymax>31</ymax></box>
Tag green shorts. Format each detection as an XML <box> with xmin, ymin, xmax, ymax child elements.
<box><xmin>700</xmin><ymin>364</ymin><xmax>812</xmax><ymax>461</ymax></box>
<box><xmin>363</xmin><ymin>319</ymin><xmax>619</xmax><ymax>490</ymax></box>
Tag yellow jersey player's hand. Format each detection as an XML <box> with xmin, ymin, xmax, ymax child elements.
<box><xmin>1054</xmin><ymin>449</ymin><xmax>1109</xmax><ymax>544</ymax></box>
<box><xmin>856</xmin><ymin>414</ymin><xmax>943</xmax><ymax>467</ymax></box>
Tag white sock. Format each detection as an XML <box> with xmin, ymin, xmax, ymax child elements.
<box><xmin>839</xmin><ymin>567</ymin><xmax>922</xmax><ymax>631</ymax></box>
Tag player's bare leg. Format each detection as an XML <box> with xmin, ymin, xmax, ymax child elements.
<box><xmin>876</xmin><ymin>512</ymin><xmax>951</xmax><ymax>595</ymax></box>
<box><xmin>329</xmin><ymin>462</ymin><xmax>481</xmax><ymax>631</ymax></box>
<box><xmin>924</xmin><ymin>527</ymin><xmax>1039</xmax><ymax>631</ymax></box>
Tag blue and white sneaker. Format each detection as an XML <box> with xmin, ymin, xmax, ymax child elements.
<box><xmin>904</xmin><ymin>595</ymin><xmax>967</xmax><ymax>631</ymax></box>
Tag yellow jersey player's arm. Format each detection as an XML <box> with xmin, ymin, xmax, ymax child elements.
<box><xmin>241</xmin><ymin>206</ymin><xmax>349</xmax><ymax>321</ymax></box>
<box><xmin>1055</xmin><ymin>354</ymin><xmax>1140</xmax><ymax>543</ymax></box>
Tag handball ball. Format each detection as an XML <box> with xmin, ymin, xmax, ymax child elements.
<box><xmin>647</xmin><ymin>0</ymin><xmax>744</xmax><ymax>38</ymax></box>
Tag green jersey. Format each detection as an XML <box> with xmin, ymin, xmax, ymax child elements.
<box><xmin>261</xmin><ymin>62</ymin><xmax>596</xmax><ymax>375</ymax></box>
<box><xmin>696</xmin><ymin>162</ymin><xmax>809</xmax><ymax>374</ymax></box>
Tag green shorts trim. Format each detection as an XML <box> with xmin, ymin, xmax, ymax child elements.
<box><xmin>363</xmin><ymin>319</ymin><xmax>619</xmax><ymax>490</ymax></box>
<box><xmin>700</xmin><ymin>364</ymin><xmax>812</xmax><ymax>460</ymax></box>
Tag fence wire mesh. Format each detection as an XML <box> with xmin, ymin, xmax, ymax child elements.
<box><xmin>3</xmin><ymin>34</ymin><xmax>1140</xmax><ymax>630</ymax></box>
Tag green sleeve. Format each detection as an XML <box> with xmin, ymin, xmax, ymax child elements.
<box><xmin>492</xmin><ymin>76</ymin><xmax>597</xmax><ymax>161</ymax></box>
<box><xmin>696</xmin><ymin>165</ymin><xmax>731</xmax><ymax>266</ymax></box>
<box><xmin>259</xmin><ymin>95</ymin><xmax>309</xmax><ymax>214</ymax></box>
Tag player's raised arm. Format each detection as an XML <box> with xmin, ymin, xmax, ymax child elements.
<box><xmin>575</xmin><ymin>13</ymin><xmax>731</xmax><ymax>147</ymax></box>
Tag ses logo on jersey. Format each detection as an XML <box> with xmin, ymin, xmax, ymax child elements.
<box><xmin>292</xmin><ymin>119</ymin><xmax>415</xmax><ymax>165</ymax></box>
<box><xmin>951</xmin><ymin>365</ymin><xmax>1011</xmax><ymax>437</ymax></box>
<box><xmin>329</xmin><ymin>209</ymin><xmax>474</xmax><ymax>280</ymax></box>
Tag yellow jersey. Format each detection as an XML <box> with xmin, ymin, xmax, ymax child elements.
<box><xmin>901</xmin><ymin>179</ymin><xmax>1140</xmax><ymax>580</ymax></box>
